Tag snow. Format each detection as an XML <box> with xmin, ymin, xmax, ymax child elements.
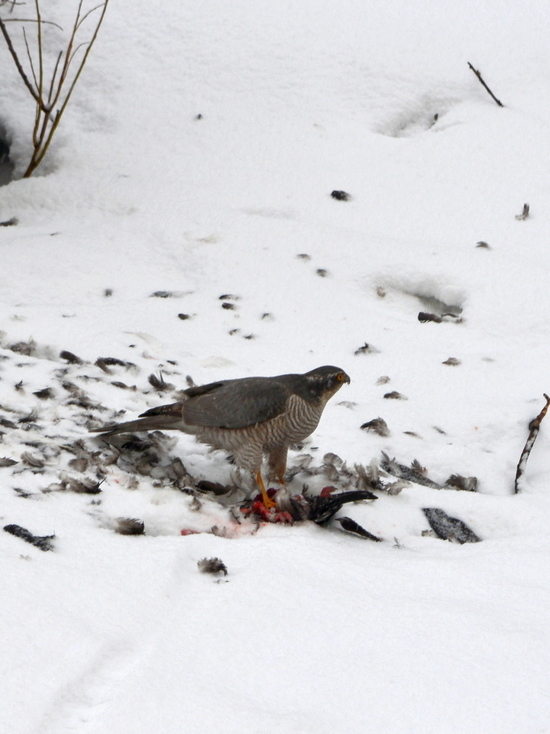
<box><xmin>1</xmin><ymin>0</ymin><xmax>550</xmax><ymax>731</ymax></box>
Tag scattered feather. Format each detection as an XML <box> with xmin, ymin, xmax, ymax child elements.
<box><xmin>8</xmin><ymin>339</ymin><xmax>37</xmax><ymax>356</ymax></box>
<box><xmin>148</xmin><ymin>373</ymin><xmax>175</xmax><ymax>391</ymax></box>
<box><xmin>20</xmin><ymin>451</ymin><xmax>45</xmax><ymax>469</ymax></box>
<box><xmin>338</xmin><ymin>517</ymin><xmax>382</xmax><ymax>541</ymax></box>
<box><xmin>60</xmin><ymin>350</ymin><xmax>84</xmax><ymax>364</ymax></box>
<box><xmin>68</xmin><ymin>457</ymin><xmax>89</xmax><ymax>473</ymax></box>
<box><xmin>33</xmin><ymin>387</ymin><xmax>54</xmax><ymax>399</ymax></box>
<box><xmin>198</xmin><ymin>557</ymin><xmax>228</xmax><ymax>575</ymax></box>
<box><xmin>515</xmin><ymin>203</ymin><xmax>530</xmax><ymax>221</ymax></box>
<box><xmin>115</xmin><ymin>518</ymin><xmax>145</xmax><ymax>535</ymax></box>
<box><xmin>4</xmin><ymin>524</ymin><xmax>55</xmax><ymax>551</ymax></box>
<box><xmin>150</xmin><ymin>290</ymin><xmax>182</xmax><ymax>298</ymax></box>
<box><xmin>361</xmin><ymin>417</ymin><xmax>390</xmax><ymax>437</ymax></box>
<box><xmin>445</xmin><ymin>474</ymin><xmax>478</xmax><ymax>492</ymax></box>
<box><xmin>422</xmin><ymin>508</ymin><xmax>481</xmax><ymax>544</ymax></box>
<box><xmin>354</xmin><ymin>342</ymin><xmax>378</xmax><ymax>355</ymax></box>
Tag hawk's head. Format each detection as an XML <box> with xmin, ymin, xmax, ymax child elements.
<box><xmin>302</xmin><ymin>365</ymin><xmax>350</xmax><ymax>402</ymax></box>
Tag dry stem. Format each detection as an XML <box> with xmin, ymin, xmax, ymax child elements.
<box><xmin>0</xmin><ymin>0</ymin><xmax>109</xmax><ymax>177</ymax></box>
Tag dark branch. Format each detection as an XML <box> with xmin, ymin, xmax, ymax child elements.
<box><xmin>468</xmin><ymin>62</ymin><xmax>504</xmax><ymax>107</ymax></box>
<box><xmin>514</xmin><ymin>394</ymin><xmax>550</xmax><ymax>493</ymax></box>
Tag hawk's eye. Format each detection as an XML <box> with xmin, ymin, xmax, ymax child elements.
<box><xmin>336</xmin><ymin>372</ymin><xmax>347</xmax><ymax>382</ymax></box>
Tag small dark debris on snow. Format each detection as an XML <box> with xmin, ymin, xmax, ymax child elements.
<box><xmin>9</xmin><ymin>339</ymin><xmax>36</xmax><ymax>356</ymax></box>
<box><xmin>178</xmin><ymin>313</ymin><xmax>191</xmax><ymax>320</ymax></box>
<box><xmin>60</xmin><ymin>350</ymin><xmax>83</xmax><ymax>365</ymax></box>
<box><xmin>433</xmin><ymin>425</ymin><xmax>446</xmax><ymax>435</ymax></box>
<box><xmin>354</xmin><ymin>342</ymin><xmax>377</xmax><ymax>356</ymax></box>
<box><xmin>195</xmin><ymin>113</ymin><xmax>203</xmax><ymax>120</ymax></box>
<box><xmin>261</xmin><ymin>312</ymin><xmax>274</xmax><ymax>320</ymax></box>
<box><xmin>222</xmin><ymin>302</ymin><xmax>235</xmax><ymax>310</ymax></box>
<box><xmin>376</xmin><ymin>286</ymin><xmax>386</xmax><ymax>298</ymax></box>
<box><xmin>384</xmin><ymin>391</ymin><xmax>407</xmax><ymax>400</ymax></box>
<box><xmin>150</xmin><ymin>290</ymin><xmax>179</xmax><ymax>298</ymax></box>
<box><xmin>115</xmin><ymin>518</ymin><xmax>145</xmax><ymax>535</ymax></box>
<box><xmin>361</xmin><ymin>417</ymin><xmax>390</xmax><ymax>437</ymax></box>
<box><xmin>476</xmin><ymin>241</ymin><xmax>491</xmax><ymax>249</ymax></box>
<box><xmin>418</xmin><ymin>312</ymin><xmax>462</xmax><ymax>324</ymax></box>
<box><xmin>442</xmin><ymin>357</ymin><xmax>461</xmax><ymax>366</ymax></box>
<box><xmin>515</xmin><ymin>203</ymin><xmax>530</xmax><ymax>221</ymax></box>
<box><xmin>148</xmin><ymin>373</ymin><xmax>174</xmax><ymax>391</ymax></box>
<box><xmin>316</xmin><ymin>268</ymin><xmax>329</xmax><ymax>277</ymax></box>
<box><xmin>4</xmin><ymin>523</ymin><xmax>55</xmax><ymax>551</ymax></box>
<box><xmin>15</xmin><ymin>380</ymin><xmax>24</xmax><ymax>392</ymax></box>
<box><xmin>243</xmin><ymin>334</ymin><xmax>256</xmax><ymax>340</ymax></box>
<box><xmin>296</xmin><ymin>253</ymin><xmax>311</xmax><ymax>261</ymax></box>
<box><xmin>445</xmin><ymin>474</ymin><xmax>478</xmax><ymax>492</ymax></box>
<box><xmin>0</xmin><ymin>216</ymin><xmax>18</xmax><ymax>227</ymax></box>
<box><xmin>33</xmin><ymin>387</ymin><xmax>54</xmax><ymax>399</ymax></box>
<box><xmin>0</xmin><ymin>457</ymin><xmax>18</xmax><ymax>467</ymax></box>
<box><xmin>338</xmin><ymin>517</ymin><xmax>382</xmax><ymax>541</ymax></box>
<box><xmin>418</xmin><ymin>312</ymin><xmax>442</xmax><ymax>323</ymax></box>
<box><xmin>97</xmin><ymin>356</ymin><xmax>135</xmax><ymax>370</ymax></box>
<box><xmin>331</xmin><ymin>190</ymin><xmax>351</xmax><ymax>201</ymax></box>
<box><xmin>219</xmin><ymin>294</ymin><xmax>240</xmax><ymax>301</ymax></box>
<box><xmin>376</xmin><ymin>376</ymin><xmax>390</xmax><ymax>385</ymax></box>
<box><xmin>228</xmin><ymin>328</ymin><xmax>240</xmax><ymax>335</ymax></box>
<box><xmin>104</xmin><ymin>288</ymin><xmax>113</xmax><ymax>297</ymax></box>
<box><xmin>198</xmin><ymin>557</ymin><xmax>228</xmax><ymax>576</ymax></box>
<box><xmin>422</xmin><ymin>508</ymin><xmax>481</xmax><ymax>544</ymax></box>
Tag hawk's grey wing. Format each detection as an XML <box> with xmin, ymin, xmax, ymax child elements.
<box><xmin>182</xmin><ymin>377</ymin><xmax>291</xmax><ymax>429</ymax></box>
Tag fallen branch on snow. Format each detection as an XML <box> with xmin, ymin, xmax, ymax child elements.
<box><xmin>514</xmin><ymin>394</ymin><xmax>550</xmax><ymax>493</ymax></box>
<box><xmin>467</xmin><ymin>62</ymin><xmax>504</xmax><ymax>107</ymax></box>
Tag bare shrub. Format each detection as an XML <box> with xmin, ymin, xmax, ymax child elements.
<box><xmin>0</xmin><ymin>0</ymin><xmax>109</xmax><ymax>177</ymax></box>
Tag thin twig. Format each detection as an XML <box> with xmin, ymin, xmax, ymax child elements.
<box><xmin>514</xmin><ymin>394</ymin><xmax>550</xmax><ymax>493</ymax></box>
<box><xmin>0</xmin><ymin>16</ymin><xmax>40</xmax><ymax>101</ymax></box>
<box><xmin>468</xmin><ymin>62</ymin><xmax>504</xmax><ymax>107</ymax></box>
<box><xmin>22</xmin><ymin>27</ymin><xmax>39</xmax><ymax>93</ymax></box>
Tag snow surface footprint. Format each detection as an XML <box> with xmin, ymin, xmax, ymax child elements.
<box><xmin>38</xmin><ymin>639</ymin><xmax>145</xmax><ymax>733</ymax></box>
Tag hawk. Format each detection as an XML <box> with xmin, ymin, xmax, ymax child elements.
<box><xmin>93</xmin><ymin>365</ymin><xmax>350</xmax><ymax>507</ymax></box>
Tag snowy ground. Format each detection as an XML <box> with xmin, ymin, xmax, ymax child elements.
<box><xmin>1</xmin><ymin>1</ymin><xmax>550</xmax><ymax>732</ymax></box>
